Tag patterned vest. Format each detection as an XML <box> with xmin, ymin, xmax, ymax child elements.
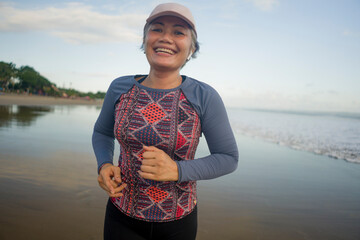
<box><xmin>112</xmin><ymin>84</ymin><xmax>201</xmax><ymax>222</ymax></box>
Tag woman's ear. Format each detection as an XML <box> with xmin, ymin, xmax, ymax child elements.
<box><xmin>187</xmin><ymin>51</ymin><xmax>194</xmax><ymax>61</ymax></box>
<box><xmin>187</xmin><ymin>54</ymin><xmax>192</xmax><ymax>61</ymax></box>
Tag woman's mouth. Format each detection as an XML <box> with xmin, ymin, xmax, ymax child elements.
<box><xmin>155</xmin><ymin>48</ymin><xmax>175</xmax><ymax>55</ymax></box>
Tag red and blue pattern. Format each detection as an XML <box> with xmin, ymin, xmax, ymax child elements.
<box><xmin>112</xmin><ymin>85</ymin><xmax>201</xmax><ymax>222</ymax></box>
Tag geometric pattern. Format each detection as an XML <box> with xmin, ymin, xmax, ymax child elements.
<box><xmin>176</xmin><ymin>132</ymin><xmax>187</xmax><ymax>149</ymax></box>
<box><xmin>142</xmin><ymin>204</ymin><xmax>166</xmax><ymax>220</ymax></box>
<box><xmin>176</xmin><ymin>206</ymin><xmax>185</xmax><ymax>218</ymax></box>
<box><xmin>178</xmin><ymin>107</ymin><xmax>189</xmax><ymax>125</ymax></box>
<box><xmin>112</xmin><ymin>84</ymin><xmax>201</xmax><ymax>222</ymax></box>
<box><xmin>141</xmin><ymin>103</ymin><xmax>165</xmax><ymax>124</ymax></box>
<box><xmin>133</xmin><ymin>125</ymin><xmax>162</xmax><ymax>146</ymax></box>
<box><xmin>146</xmin><ymin>186</ymin><xmax>169</xmax><ymax>203</ymax></box>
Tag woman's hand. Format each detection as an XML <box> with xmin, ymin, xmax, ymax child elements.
<box><xmin>98</xmin><ymin>163</ymin><xmax>127</xmax><ymax>198</ymax></box>
<box><xmin>139</xmin><ymin>146</ymin><xmax>179</xmax><ymax>181</ymax></box>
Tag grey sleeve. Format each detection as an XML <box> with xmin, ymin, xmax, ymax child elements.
<box><xmin>92</xmin><ymin>82</ymin><xmax>116</xmax><ymax>173</ymax></box>
<box><xmin>176</xmin><ymin>88</ymin><xmax>239</xmax><ymax>182</ymax></box>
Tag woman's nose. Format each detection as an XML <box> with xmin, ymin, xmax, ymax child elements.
<box><xmin>159</xmin><ymin>30</ymin><xmax>173</xmax><ymax>43</ymax></box>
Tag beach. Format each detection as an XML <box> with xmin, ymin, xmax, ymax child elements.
<box><xmin>0</xmin><ymin>96</ymin><xmax>359</xmax><ymax>240</ymax></box>
<box><xmin>0</xmin><ymin>93</ymin><xmax>103</xmax><ymax>106</ymax></box>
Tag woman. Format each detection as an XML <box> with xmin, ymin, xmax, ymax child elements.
<box><xmin>92</xmin><ymin>3</ymin><xmax>238</xmax><ymax>239</ymax></box>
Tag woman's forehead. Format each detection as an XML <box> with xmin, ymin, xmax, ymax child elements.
<box><xmin>151</xmin><ymin>16</ymin><xmax>190</xmax><ymax>29</ymax></box>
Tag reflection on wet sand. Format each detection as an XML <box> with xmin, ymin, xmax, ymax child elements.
<box><xmin>0</xmin><ymin>105</ymin><xmax>52</xmax><ymax>127</ymax></box>
<box><xmin>0</xmin><ymin>105</ymin><xmax>105</xmax><ymax>239</ymax></box>
<box><xmin>0</xmin><ymin>152</ymin><xmax>105</xmax><ymax>240</ymax></box>
<box><xmin>1</xmin><ymin>105</ymin><xmax>360</xmax><ymax>240</ymax></box>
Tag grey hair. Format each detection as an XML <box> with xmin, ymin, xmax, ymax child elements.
<box><xmin>140</xmin><ymin>23</ymin><xmax>200</xmax><ymax>64</ymax></box>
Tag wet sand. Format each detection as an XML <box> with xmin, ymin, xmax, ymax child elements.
<box><xmin>0</xmin><ymin>103</ymin><xmax>359</xmax><ymax>240</ymax></box>
<box><xmin>0</xmin><ymin>152</ymin><xmax>105</xmax><ymax>240</ymax></box>
<box><xmin>0</xmin><ymin>93</ymin><xmax>103</xmax><ymax>106</ymax></box>
<box><xmin>1</xmin><ymin>137</ymin><xmax>359</xmax><ymax>240</ymax></box>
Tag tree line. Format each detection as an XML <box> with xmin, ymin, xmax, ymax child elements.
<box><xmin>0</xmin><ymin>61</ymin><xmax>105</xmax><ymax>99</ymax></box>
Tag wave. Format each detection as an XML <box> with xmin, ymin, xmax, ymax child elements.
<box><xmin>243</xmin><ymin>108</ymin><xmax>360</xmax><ymax>121</ymax></box>
<box><xmin>228</xmin><ymin>108</ymin><xmax>360</xmax><ymax>164</ymax></box>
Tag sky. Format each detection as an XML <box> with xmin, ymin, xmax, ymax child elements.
<box><xmin>1</xmin><ymin>0</ymin><xmax>359</xmax><ymax>112</ymax></box>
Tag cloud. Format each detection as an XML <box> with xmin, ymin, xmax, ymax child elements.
<box><xmin>327</xmin><ymin>90</ymin><xmax>339</xmax><ymax>95</ymax></box>
<box><xmin>343</xmin><ymin>29</ymin><xmax>360</xmax><ymax>37</ymax></box>
<box><xmin>246</xmin><ymin>0</ymin><xmax>279</xmax><ymax>11</ymax></box>
<box><xmin>0</xmin><ymin>2</ymin><xmax>147</xmax><ymax>44</ymax></box>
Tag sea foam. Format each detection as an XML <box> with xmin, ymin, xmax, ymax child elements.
<box><xmin>228</xmin><ymin>109</ymin><xmax>360</xmax><ymax>164</ymax></box>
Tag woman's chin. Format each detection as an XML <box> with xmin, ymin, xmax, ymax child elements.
<box><xmin>150</xmin><ymin>62</ymin><xmax>182</xmax><ymax>71</ymax></box>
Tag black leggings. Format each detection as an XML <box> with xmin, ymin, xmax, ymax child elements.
<box><xmin>104</xmin><ymin>199</ymin><xmax>198</xmax><ymax>240</ymax></box>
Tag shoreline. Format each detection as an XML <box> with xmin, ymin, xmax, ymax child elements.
<box><xmin>0</xmin><ymin>93</ymin><xmax>103</xmax><ymax>106</ymax></box>
<box><xmin>1</xmin><ymin>135</ymin><xmax>360</xmax><ymax>240</ymax></box>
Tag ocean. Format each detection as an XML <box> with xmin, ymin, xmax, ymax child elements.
<box><xmin>1</xmin><ymin>105</ymin><xmax>359</xmax><ymax>165</ymax></box>
<box><xmin>227</xmin><ymin>108</ymin><xmax>360</xmax><ymax>164</ymax></box>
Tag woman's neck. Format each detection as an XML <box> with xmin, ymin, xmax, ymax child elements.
<box><xmin>142</xmin><ymin>70</ymin><xmax>182</xmax><ymax>89</ymax></box>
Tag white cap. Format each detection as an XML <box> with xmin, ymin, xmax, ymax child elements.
<box><xmin>146</xmin><ymin>3</ymin><xmax>196</xmax><ymax>34</ymax></box>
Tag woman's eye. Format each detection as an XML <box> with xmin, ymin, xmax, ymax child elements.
<box><xmin>152</xmin><ymin>28</ymin><xmax>162</xmax><ymax>32</ymax></box>
<box><xmin>175</xmin><ymin>31</ymin><xmax>184</xmax><ymax>36</ymax></box>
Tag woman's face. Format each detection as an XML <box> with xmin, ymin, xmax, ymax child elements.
<box><xmin>144</xmin><ymin>16</ymin><xmax>193</xmax><ymax>72</ymax></box>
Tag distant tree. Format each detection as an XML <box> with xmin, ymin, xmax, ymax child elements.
<box><xmin>0</xmin><ymin>61</ymin><xmax>17</xmax><ymax>90</ymax></box>
<box><xmin>1</xmin><ymin>60</ymin><xmax>105</xmax><ymax>98</ymax></box>
<box><xmin>17</xmin><ymin>66</ymin><xmax>52</xmax><ymax>93</ymax></box>
<box><xmin>95</xmin><ymin>91</ymin><xmax>106</xmax><ymax>99</ymax></box>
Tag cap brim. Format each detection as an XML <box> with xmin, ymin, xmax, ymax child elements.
<box><xmin>146</xmin><ymin>11</ymin><xmax>196</xmax><ymax>31</ymax></box>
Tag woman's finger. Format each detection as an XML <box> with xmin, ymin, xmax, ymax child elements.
<box><xmin>98</xmin><ymin>175</ymin><xmax>110</xmax><ymax>191</ymax></box>
<box><xmin>113</xmin><ymin>166</ymin><xmax>122</xmax><ymax>183</ymax></box>
<box><xmin>109</xmin><ymin>191</ymin><xmax>124</xmax><ymax>198</ymax></box>
<box><xmin>141</xmin><ymin>159</ymin><xmax>157</xmax><ymax>166</ymax></box>
<box><xmin>100</xmin><ymin>182</ymin><xmax>127</xmax><ymax>197</ymax></box>
<box><xmin>142</xmin><ymin>145</ymin><xmax>159</xmax><ymax>152</ymax></box>
<box><xmin>99</xmin><ymin>182</ymin><xmax>110</xmax><ymax>193</ymax></box>
<box><xmin>110</xmin><ymin>179</ymin><xmax>119</xmax><ymax>188</ymax></box>
<box><xmin>104</xmin><ymin>177</ymin><xmax>116</xmax><ymax>194</ymax></box>
<box><xmin>113</xmin><ymin>183</ymin><xmax>127</xmax><ymax>193</ymax></box>
<box><xmin>138</xmin><ymin>170</ymin><xmax>156</xmax><ymax>180</ymax></box>
<box><xmin>142</xmin><ymin>151</ymin><xmax>156</xmax><ymax>159</ymax></box>
<box><xmin>140</xmin><ymin>164</ymin><xmax>156</xmax><ymax>173</ymax></box>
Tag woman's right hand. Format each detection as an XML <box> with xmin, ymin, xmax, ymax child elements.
<box><xmin>98</xmin><ymin>163</ymin><xmax>127</xmax><ymax>198</ymax></box>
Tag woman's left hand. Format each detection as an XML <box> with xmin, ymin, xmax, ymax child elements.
<box><xmin>139</xmin><ymin>145</ymin><xmax>179</xmax><ymax>181</ymax></box>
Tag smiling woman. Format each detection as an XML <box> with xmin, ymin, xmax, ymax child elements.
<box><xmin>140</xmin><ymin>13</ymin><xmax>200</xmax><ymax>70</ymax></box>
<box><xmin>143</xmin><ymin>16</ymin><xmax>194</xmax><ymax>84</ymax></box>
<box><xmin>92</xmin><ymin>3</ymin><xmax>239</xmax><ymax>240</ymax></box>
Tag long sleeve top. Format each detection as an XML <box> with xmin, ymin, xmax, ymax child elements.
<box><xmin>92</xmin><ymin>75</ymin><xmax>238</xmax><ymax>221</ymax></box>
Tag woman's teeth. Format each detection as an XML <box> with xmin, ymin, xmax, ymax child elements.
<box><xmin>155</xmin><ymin>48</ymin><xmax>175</xmax><ymax>55</ymax></box>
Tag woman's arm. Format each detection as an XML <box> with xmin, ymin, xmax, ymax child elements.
<box><xmin>92</xmin><ymin>83</ymin><xmax>116</xmax><ymax>173</ymax></box>
<box><xmin>92</xmin><ymin>81</ymin><xmax>128</xmax><ymax>197</ymax></box>
<box><xmin>176</xmin><ymin>87</ymin><xmax>238</xmax><ymax>182</ymax></box>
